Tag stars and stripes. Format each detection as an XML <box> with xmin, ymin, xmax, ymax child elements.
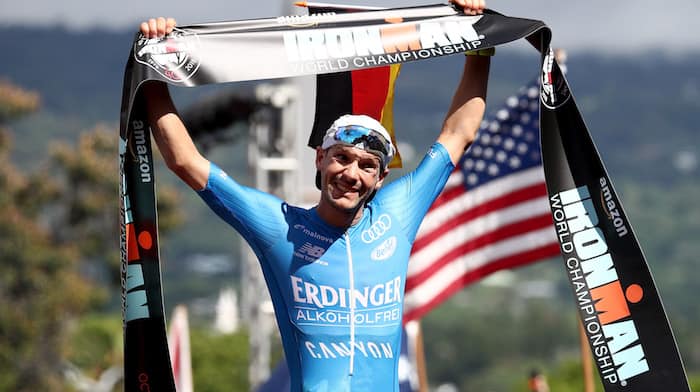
<box><xmin>403</xmin><ymin>80</ymin><xmax>560</xmax><ymax>322</ymax></box>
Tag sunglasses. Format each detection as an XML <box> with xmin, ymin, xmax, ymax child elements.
<box><xmin>329</xmin><ymin>125</ymin><xmax>393</xmax><ymax>160</ymax></box>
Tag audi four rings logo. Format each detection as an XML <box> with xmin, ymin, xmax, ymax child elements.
<box><xmin>361</xmin><ymin>214</ymin><xmax>392</xmax><ymax>243</ymax></box>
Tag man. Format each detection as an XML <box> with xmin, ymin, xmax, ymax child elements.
<box><xmin>141</xmin><ymin>0</ymin><xmax>489</xmax><ymax>390</ymax></box>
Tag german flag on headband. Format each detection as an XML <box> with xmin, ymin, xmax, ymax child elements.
<box><xmin>308</xmin><ymin>64</ymin><xmax>403</xmax><ymax>169</ymax></box>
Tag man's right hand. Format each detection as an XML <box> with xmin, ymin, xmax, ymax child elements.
<box><xmin>450</xmin><ymin>0</ymin><xmax>486</xmax><ymax>15</ymax></box>
<box><xmin>140</xmin><ymin>17</ymin><xmax>177</xmax><ymax>38</ymax></box>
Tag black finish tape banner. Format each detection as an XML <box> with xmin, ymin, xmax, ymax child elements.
<box><xmin>538</xmin><ymin>47</ymin><xmax>689</xmax><ymax>390</ymax></box>
<box><xmin>118</xmin><ymin>3</ymin><xmax>689</xmax><ymax>391</ymax></box>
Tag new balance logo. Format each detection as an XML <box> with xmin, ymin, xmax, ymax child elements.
<box><xmin>295</xmin><ymin>242</ymin><xmax>327</xmax><ymax>263</ymax></box>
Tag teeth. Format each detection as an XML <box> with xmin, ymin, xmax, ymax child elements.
<box><xmin>334</xmin><ymin>182</ymin><xmax>356</xmax><ymax>194</ymax></box>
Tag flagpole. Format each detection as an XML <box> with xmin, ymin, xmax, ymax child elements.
<box><xmin>579</xmin><ymin>321</ymin><xmax>595</xmax><ymax>392</ymax></box>
<box><xmin>414</xmin><ymin>321</ymin><xmax>429</xmax><ymax>392</ymax></box>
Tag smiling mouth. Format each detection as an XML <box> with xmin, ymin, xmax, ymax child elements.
<box><xmin>334</xmin><ymin>185</ymin><xmax>357</xmax><ymax>195</ymax></box>
<box><xmin>331</xmin><ymin>180</ymin><xmax>360</xmax><ymax>196</ymax></box>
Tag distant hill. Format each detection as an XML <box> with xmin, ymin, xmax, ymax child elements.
<box><xmin>1</xmin><ymin>26</ymin><xmax>132</xmax><ymax>119</ymax></box>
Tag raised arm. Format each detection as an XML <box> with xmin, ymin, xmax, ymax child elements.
<box><xmin>140</xmin><ymin>18</ymin><xmax>210</xmax><ymax>190</ymax></box>
<box><xmin>437</xmin><ymin>0</ymin><xmax>490</xmax><ymax>164</ymax></box>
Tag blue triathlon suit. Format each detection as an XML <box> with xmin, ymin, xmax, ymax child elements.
<box><xmin>198</xmin><ymin>143</ymin><xmax>454</xmax><ymax>392</ymax></box>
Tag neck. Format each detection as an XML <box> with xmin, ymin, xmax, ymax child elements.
<box><xmin>316</xmin><ymin>201</ymin><xmax>364</xmax><ymax>229</ymax></box>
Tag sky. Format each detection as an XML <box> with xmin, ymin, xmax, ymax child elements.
<box><xmin>0</xmin><ymin>0</ymin><xmax>698</xmax><ymax>54</ymax></box>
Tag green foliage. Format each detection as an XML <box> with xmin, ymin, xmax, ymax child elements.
<box><xmin>190</xmin><ymin>328</ymin><xmax>250</xmax><ymax>392</ymax></box>
<box><xmin>65</xmin><ymin>316</ymin><xmax>259</xmax><ymax>392</ymax></box>
<box><xmin>66</xmin><ymin>314</ymin><xmax>122</xmax><ymax>379</ymax></box>
<box><xmin>0</xmin><ymin>79</ymin><xmax>40</xmax><ymax>123</ymax></box>
<box><xmin>0</xmin><ymin>79</ymin><xmax>183</xmax><ymax>390</ymax></box>
<box><xmin>619</xmin><ymin>179</ymin><xmax>700</xmax><ymax>368</ymax></box>
<box><xmin>689</xmin><ymin>372</ymin><xmax>700</xmax><ymax>391</ymax></box>
<box><xmin>543</xmin><ymin>359</ymin><xmax>604</xmax><ymax>392</ymax></box>
<box><xmin>63</xmin><ymin>314</ymin><xmax>256</xmax><ymax>392</ymax></box>
<box><xmin>421</xmin><ymin>262</ymin><xmax>579</xmax><ymax>389</ymax></box>
<box><xmin>0</xmin><ymin>210</ymin><xmax>89</xmax><ymax>391</ymax></box>
<box><xmin>0</xmin><ymin>83</ymin><xmax>91</xmax><ymax>391</ymax></box>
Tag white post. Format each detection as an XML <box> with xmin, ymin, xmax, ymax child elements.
<box><xmin>243</xmin><ymin>83</ymin><xmax>300</xmax><ymax>391</ymax></box>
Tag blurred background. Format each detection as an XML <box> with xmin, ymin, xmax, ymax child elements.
<box><xmin>1</xmin><ymin>0</ymin><xmax>698</xmax><ymax>391</ymax></box>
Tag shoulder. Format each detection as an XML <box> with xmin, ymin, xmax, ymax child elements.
<box><xmin>425</xmin><ymin>142</ymin><xmax>453</xmax><ymax>164</ymax></box>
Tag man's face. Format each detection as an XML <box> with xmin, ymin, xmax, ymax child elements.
<box><xmin>316</xmin><ymin>144</ymin><xmax>388</xmax><ymax>214</ymax></box>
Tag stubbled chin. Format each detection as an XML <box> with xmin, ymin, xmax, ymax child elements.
<box><xmin>332</xmin><ymin>192</ymin><xmax>359</xmax><ymax>207</ymax></box>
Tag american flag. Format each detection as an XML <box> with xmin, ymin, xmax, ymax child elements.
<box><xmin>403</xmin><ymin>79</ymin><xmax>560</xmax><ymax>322</ymax></box>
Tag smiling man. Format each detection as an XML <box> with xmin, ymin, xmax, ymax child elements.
<box><xmin>315</xmin><ymin>115</ymin><xmax>395</xmax><ymax>227</ymax></box>
<box><xmin>140</xmin><ymin>1</ymin><xmax>490</xmax><ymax>390</ymax></box>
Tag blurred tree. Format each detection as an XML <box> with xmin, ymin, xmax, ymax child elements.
<box><xmin>0</xmin><ymin>79</ymin><xmax>182</xmax><ymax>390</ymax></box>
<box><xmin>0</xmin><ymin>79</ymin><xmax>40</xmax><ymax>123</ymax></box>
<box><xmin>47</xmin><ymin>127</ymin><xmax>182</xmax><ymax>286</ymax></box>
<box><xmin>64</xmin><ymin>314</ymin><xmax>123</xmax><ymax>392</ymax></box>
<box><xmin>0</xmin><ymin>80</ymin><xmax>91</xmax><ymax>391</ymax></box>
